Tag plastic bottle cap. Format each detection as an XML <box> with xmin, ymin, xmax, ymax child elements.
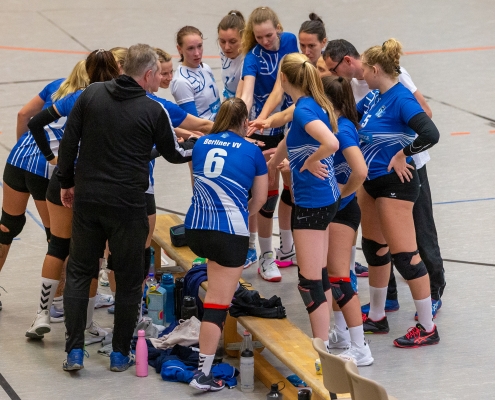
<box><xmin>241</xmin><ymin>349</ymin><xmax>254</xmax><ymax>357</ymax></box>
<box><xmin>271</xmin><ymin>383</ymin><xmax>279</xmax><ymax>391</ymax></box>
<box><xmin>138</xmin><ymin>329</ymin><xmax>145</xmax><ymax>337</ymax></box>
<box><xmin>148</xmin><ymin>273</ymin><xmax>154</xmax><ymax>277</ymax></box>
<box><xmin>183</xmin><ymin>296</ymin><xmax>196</xmax><ymax>306</ymax></box>
<box><xmin>162</xmin><ymin>274</ymin><xmax>174</xmax><ymax>283</ymax></box>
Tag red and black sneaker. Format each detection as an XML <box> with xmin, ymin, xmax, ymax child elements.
<box><xmin>393</xmin><ymin>323</ymin><xmax>440</xmax><ymax>348</ymax></box>
<box><xmin>362</xmin><ymin>314</ymin><xmax>389</xmax><ymax>334</ymax></box>
<box><xmin>189</xmin><ymin>371</ymin><xmax>225</xmax><ymax>392</ymax></box>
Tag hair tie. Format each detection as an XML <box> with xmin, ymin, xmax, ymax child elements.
<box><xmin>303</xmin><ymin>60</ymin><xmax>309</xmax><ymax>67</ymax></box>
<box><xmin>337</xmin><ymin>76</ymin><xmax>343</xmax><ymax>83</ymax></box>
<box><xmin>229</xmin><ymin>99</ymin><xmax>235</xmax><ymax>104</ymax></box>
<box><xmin>230</xmin><ymin>12</ymin><xmax>236</xmax><ymax>15</ymax></box>
<box><xmin>381</xmin><ymin>42</ymin><xmax>387</xmax><ymax>51</ymax></box>
<box><xmin>395</xmin><ymin>66</ymin><xmax>402</xmax><ymax>74</ymax></box>
<box><xmin>96</xmin><ymin>49</ymin><xmax>106</xmax><ymax>54</ymax></box>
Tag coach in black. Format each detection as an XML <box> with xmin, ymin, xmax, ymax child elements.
<box><xmin>57</xmin><ymin>44</ymin><xmax>194</xmax><ymax>372</ymax></box>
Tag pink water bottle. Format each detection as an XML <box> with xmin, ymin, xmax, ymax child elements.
<box><xmin>136</xmin><ymin>329</ymin><xmax>148</xmax><ymax>377</ymax></box>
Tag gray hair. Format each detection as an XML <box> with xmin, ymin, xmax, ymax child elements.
<box><xmin>124</xmin><ymin>44</ymin><xmax>159</xmax><ymax>78</ymax></box>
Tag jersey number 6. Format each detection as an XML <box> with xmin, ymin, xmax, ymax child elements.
<box><xmin>203</xmin><ymin>148</ymin><xmax>227</xmax><ymax>178</ymax></box>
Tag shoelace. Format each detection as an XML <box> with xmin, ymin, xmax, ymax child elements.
<box><xmin>404</xmin><ymin>326</ymin><xmax>421</xmax><ymax>339</ymax></box>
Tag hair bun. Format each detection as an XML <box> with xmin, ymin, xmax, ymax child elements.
<box><xmin>308</xmin><ymin>12</ymin><xmax>324</xmax><ymax>24</ymax></box>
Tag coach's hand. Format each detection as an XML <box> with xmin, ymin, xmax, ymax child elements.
<box><xmin>61</xmin><ymin>187</ymin><xmax>75</xmax><ymax>208</ymax></box>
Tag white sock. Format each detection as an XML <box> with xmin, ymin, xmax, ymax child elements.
<box><xmin>333</xmin><ymin>311</ymin><xmax>347</xmax><ymax>332</ymax></box>
<box><xmin>368</xmin><ymin>286</ymin><xmax>387</xmax><ymax>321</ymax></box>
<box><xmin>258</xmin><ymin>236</ymin><xmax>273</xmax><ymax>257</ymax></box>
<box><xmin>38</xmin><ymin>278</ymin><xmax>59</xmax><ymax>313</ymax></box>
<box><xmin>52</xmin><ymin>295</ymin><xmax>63</xmax><ymax>310</ymax></box>
<box><xmin>350</xmin><ymin>246</ymin><xmax>356</xmax><ymax>274</ymax></box>
<box><xmin>279</xmin><ymin>229</ymin><xmax>294</xmax><ymax>253</ymax></box>
<box><xmin>198</xmin><ymin>353</ymin><xmax>215</xmax><ymax>376</ymax></box>
<box><xmin>349</xmin><ymin>325</ymin><xmax>365</xmax><ymax>348</ymax></box>
<box><xmin>414</xmin><ymin>297</ymin><xmax>434</xmax><ymax>332</ymax></box>
<box><xmin>86</xmin><ymin>296</ymin><xmax>96</xmax><ymax>329</ymax></box>
<box><xmin>249</xmin><ymin>232</ymin><xmax>257</xmax><ymax>249</ymax></box>
<box><xmin>324</xmin><ymin>339</ymin><xmax>330</xmax><ymax>350</ymax></box>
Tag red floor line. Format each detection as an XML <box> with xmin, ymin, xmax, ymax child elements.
<box><xmin>450</xmin><ymin>132</ymin><xmax>470</xmax><ymax>136</ymax></box>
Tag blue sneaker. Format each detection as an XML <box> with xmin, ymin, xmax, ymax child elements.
<box><xmin>415</xmin><ymin>298</ymin><xmax>442</xmax><ymax>321</ymax></box>
<box><xmin>110</xmin><ymin>351</ymin><xmax>135</xmax><ymax>372</ymax></box>
<box><xmin>243</xmin><ymin>248</ymin><xmax>257</xmax><ymax>269</ymax></box>
<box><xmin>63</xmin><ymin>349</ymin><xmax>88</xmax><ymax>371</ymax></box>
<box><xmin>350</xmin><ymin>270</ymin><xmax>358</xmax><ymax>293</ymax></box>
<box><xmin>361</xmin><ymin>299</ymin><xmax>400</xmax><ymax>314</ymax></box>
<box><xmin>107</xmin><ymin>305</ymin><xmax>115</xmax><ymax>314</ymax></box>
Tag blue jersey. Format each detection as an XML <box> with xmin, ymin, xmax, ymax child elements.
<box><xmin>7</xmin><ymin>79</ymin><xmax>64</xmax><ymax>178</ymax></box>
<box><xmin>287</xmin><ymin>97</ymin><xmax>340</xmax><ymax>208</ymax></box>
<box><xmin>146</xmin><ymin>93</ymin><xmax>188</xmax><ymax>194</ymax></box>
<box><xmin>242</xmin><ymin>32</ymin><xmax>298</xmax><ymax>136</ymax></box>
<box><xmin>185</xmin><ymin>131</ymin><xmax>267</xmax><ymax>236</ymax></box>
<box><xmin>334</xmin><ymin>117</ymin><xmax>360</xmax><ymax>210</ymax></box>
<box><xmin>357</xmin><ymin>83</ymin><xmax>423</xmax><ymax>180</ymax></box>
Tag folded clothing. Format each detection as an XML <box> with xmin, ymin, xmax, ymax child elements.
<box><xmin>229</xmin><ymin>284</ymin><xmax>286</xmax><ymax>319</ymax></box>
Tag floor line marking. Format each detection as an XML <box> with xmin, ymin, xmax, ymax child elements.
<box><xmin>450</xmin><ymin>131</ymin><xmax>470</xmax><ymax>136</ymax></box>
<box><xmin>403</xmin><ymin>45</ymin><xmax>495</xmax><ymax>55</ymax></box>
<box><xmin>433</xmin><ymin>197</ymin><xmax>495</xmax><ymax>205</ymax></box>
<box><xmin>0</xmin><ymin>374</ymin><xmax>21</xmax><ymax>400</ymax></box>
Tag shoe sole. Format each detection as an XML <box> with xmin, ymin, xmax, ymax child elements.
<box><xmin>189</xmin><ymin>380</ymin><xmax>225</xmax><ymax>392</ymax></box>
<box><xmin>364</xmin><ymin>330</ymin><xmax>389</xmax><ymax>334</ymax></box>
<box><xmin>327</xmin><ymin>344</ymin><xmax>351</xmax><ymax>350</ymax></box>
<box><xmin>393</xmin><ymin>340</ymin><xmax>440</xmax><ymax>348</ymax></box>
<box><xmin>275</xmin><ymin>259</ymin><xmax>294</xmax><ymax>268</ymax></box>
<box><xmin>110</xmin><ymin>364</ymin><xmax>132</xmax><ymax>372</ymax></box>
<box><xmin>63</xmin><ymin>363</ymin><xmax>84</xmax><ymax>371</ymax></box>
<box><xmin>356</xmin><ymin>272</ymin><xmax>369</xmax><ymax>277</ymax></box>
<box><xmin>25</xmin><ymin>324</ymin><xmax>51</xmax><ymax>339</ymax></box>
<box><xmin>257</xmin><ymin>268</ymin><xmax>282</xmax><ymax>282</ymax></box>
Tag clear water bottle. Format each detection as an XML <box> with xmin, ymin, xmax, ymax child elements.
<box><xmin>240</xmin><ymin>330</ymin><xmax>254</xmax><ymax>354</ymax></box>
<box><xmin>240</xmin><ymin>349</ymin><xmax>254</xmax><ymax>392</ymax></box>
<box><xmin>144</xmin><ymin>273</ymin><xmax>158</xmax><ymax>300</ymax></box>
<box><xmin>266</xmin><ymin>383</ymin><xmax>284</xmax><ymax>399</ymax></box>
<box><xmin>161</xmin><ymin>273</ymin><xmax>175</xmax><ymax>324</ymax></box>
<box><xmin>181</xmin><ymin>296</ymin><xmax>198</xmax><ymax>319</ymax></box>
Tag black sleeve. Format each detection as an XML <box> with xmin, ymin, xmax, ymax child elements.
<box><xmin>27</xmin><ymin>106</ymin><xmax>60</xmax><ymax>161</ymax></box>
<box><xmin>56</xmin><ymin>95</ymin><xmax>85</xmax><ymax>188</ymax></box>
<box><xmin>403</xmin><ymin>112</ymin><xmax>440</xmax><ymax>156</ymax></box>
<box><xmin>150</xmin><ymin>148</ymin><xmax>161</xmax><ymax>160</ymax></box>
<box><xmin>153</xmin><ymin>110</ymin><xmax>193</xmax><ymax>164</ymax></box>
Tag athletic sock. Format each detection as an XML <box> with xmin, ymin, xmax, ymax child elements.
<box><xmin>350</xmin><ymin>246</ymin><xmax>356</xmax><ymax>274</ymax></box>
<box><xmin>333</xmin><ymin>311</ymin><xmax>348</xmax><ymax>332</ymax></box>
<box><xmin>414</xmin><ymin>296</ymin><xmax>434</xmax><ymax>332</ymax></box>
<box><xmin>86</xmin><ymin>296</ymin><xmax>96</xmax><ymax>329</ymax></box>
<box><xmin>249</xmin><ymin>232</ymin><xmax>257</xmax><ymax>249</ymax></box>
<box><xmin>279</xmin><ymin>229</ymin><xmax>294</xmax><ymax>253</ymax></box>
<box><xmin>52</xmin><ymin>295</ymin><xmax>63</xmax><ymax>311</ymax></box>
<box><xmin>349</xmin><ymin>325</ymin><xmax>366</xmax><ymax>348</ymax></box>
<box><xmin>38</xmin><ymin>278</ymin><xmax>59</xmax><ymax>313</ymax></box>
<box><xmin>368</xmin><ymin>286</ymin><xmax>387</xmax><ymax>321</ymax></box>
<box><xmin>258</xmin><ymin>236</ymin><xmax>273</xmax><ymax>257</ymax></box>
<box><xmin>198</xmin><ymin>353</ymin><xmax>215</xmax><ymax>376</ymax></box>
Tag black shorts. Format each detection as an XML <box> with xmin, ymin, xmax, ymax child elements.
<box><xmin>185</xmin><ymin>229</ymin><xmax>248</xmax><ymax>267</ymax></box>
<box><xmin>46</xmin><ymin>169</ymin><xmax>62</xmax><ymax>206</ymax></box>
<box><xmin>145</xmin><ymin>193</ymin><xmax>156</xmax><ymax>216</ymax></box>
<box><xmin>331</xmin><ymin>197</ymin><xmax>361</xmax><ymax>231</ymax></box>
<box><xmin>292</xmin><ymin>200</ymin><xmax>340</xmax><ymax>231</ymax></box>
<box><xmin>250</xmin><ymin>132</ymin><xmax>284</xmax><ymax>151</ymax></box>
<box><xmin>3</xmin><ymin>163</ymin><xmax>49</xmax><ymax>201</ymax></box>
<box><xmin>363</xmin><ymin>165</ymin><xmax>420</xmax><ymax>203</ymax></box>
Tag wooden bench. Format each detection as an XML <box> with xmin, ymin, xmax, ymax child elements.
<box><xmin>152</xmin><ymin>214</ymin><xmax>350</xmax><ymax>400</ymax></box>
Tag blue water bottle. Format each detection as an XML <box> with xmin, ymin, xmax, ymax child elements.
<box><xmin>161</xmin><ymin>273</ymin><xmax>175</xmax><ymax>324</ymax></box>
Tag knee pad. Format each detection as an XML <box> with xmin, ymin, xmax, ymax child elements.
<box><xmin>392</xmin><ymin>251</ymin><xmax>427</xmax><ymax>281</ymax></box>
<box><xmin>0</xmin><ymin>209</ymin><xmax>26</xmax><ymax>245</ymax></box>
<box><xmin>280</xmin><ymin>187</ymin><xmax>293</xmax><ymax>207</ymax></box>
<box><xmin>329</xmin><ymin>277</ymin><xmax>356</xmax><ymax>308</ymax></box>
<box><xmin>362</xmin><ymin>237</ymin><xmax>391</xmax><ymax>267</ymax></box>
<box><xmin>321</xmin><ymin>267</ymin><xmax>331</xmax><ymax>292</ymax></box>
<box><xmin>298</xmin><ymin>273</ymin><xmax>327</xmax><ymax>314</ymax></box>
<box><xmin>202</xmin><ymin>303</ymin><xmax>229</xmax><ymax>331</ymax></box>
<box><xmin>45</xmin><ymin>227</ymin><xmax>51</xmax><ymax>242</ymax></box>
<box><xmin>259</xmin><ymin>190</ymin><xmax>279</xmax><ymax>219</ymax></box>
<box><xmin>46</xmin><ymin>234</ymin><xmax>71</xmax><ymax>261</ymax></box>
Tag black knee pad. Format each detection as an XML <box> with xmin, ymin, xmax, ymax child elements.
<box><xmin>321</xmin><ymin>267</ymin><xmax>331</xmax><ymax>292</ymax></box>
<box><xmin>143</xmin><ymin>247</ymin><xmax>151</xmax><ymax>280</ymax></box>
<box><xmin>362</xmin><ymin>237</ymin><xmax>391</xmax><ymax>266</ymax></box>
<box><xmin>392</xmin><ymin>251</ymin><xmax>427</xmax><ymax>281</ymax></box>
<box><xmin>202</xmin><ymin>304</ymin><xmax>229</xmax><ymax>331</ymax></box>
<box><xmin>259</xmin><ymin>191</ymin><xmax>279</xmax><ymax>219</ymax></box>
<box><xmin>45</xmin><ymin>227</ymin><xmax>51</xmax><ymax>242</ymax></box>
<box><xmin>0</xmin><ymin>209</ymin><xmax>26</xmax><ymax>245</ymax></box>
<box><xmin>298</xmin><ymin>273</ymin><xmax>327</xmax><ymax>314</ymax></box>
<box><xmin>280</xmin><ymin>188</ymin><xmax>293</xmax><ymax>207</ymax></box>
<box><xmin>329</xmin><ymin>277</ymin><xmax>356</xmax><ymax>308</ymax></box>
<box><xmin>47</xmin><ymin>234</ymin><xmax>71</xmax><ymax>261</ymax></box>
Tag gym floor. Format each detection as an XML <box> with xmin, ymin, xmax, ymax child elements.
<box><xmin>0</xmin><ymin>1</ymin><xmax>494</xmax><ymax>399</ymax></box>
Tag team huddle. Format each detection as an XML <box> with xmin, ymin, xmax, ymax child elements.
<box><xmin>0</xmin><ymin>5</ymin><xmax>445</xmax><ymax>393</ymax></box>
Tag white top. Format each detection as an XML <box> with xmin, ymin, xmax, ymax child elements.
<box><xmin>171</xmin><ymin>62</ymin><xmax>220</xmax><ymax>121</ymax></box>
<box><xmin>351</xmin><ymin>67</ymin><xmax>429</xmax><ymax>168</ymax></box>
<box><xmin>220</xmin><ymin>52</ymin><xmax>244</xmax><ymax>99</ymax></box>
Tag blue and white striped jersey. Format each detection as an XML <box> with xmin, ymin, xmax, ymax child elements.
<box><xmin>221</xmin><ymin>52</ymin><xmax>244</xmax><ymax>100</ymax></box>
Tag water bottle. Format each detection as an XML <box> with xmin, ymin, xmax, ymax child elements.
<box><xmin>161</xmin><ymin>274</ymin><xmax>175</xmax><ymax>324</ymax></box>
<box><xmin>266</xmin><ymin>383</ymin><xmax>284</xmax><ymax>400</ymax></box>
<box><xmin>144</xmin><ymin>273</ymin><xmax>158</xmax><ymax>300</ymax></box>
<box><xmin>240</xmin><ymin>330</ymin><xmax>254</xmax><ymax>354</ymax></box>
<box><xmin>181</xmin><ymin>296</ymin><xmax>198</xmax><ymax>319</ymax></box>
<box><xmin>174</xmin><ymin>277</ymin><xmax>184</xmax><ymax>320</ymax></box>
<box><xmin>149</xmin><ymin>247</ymin><xmax>155</xmax><ymax>276</ymax></box>
<box><xmin>298</xmin><ymin>388</ymin><xmax>312</xmax><ymax>400</ymax></box>
<box><xmin>240</xmin><ymin>349</ymin><xmax>254</xmax><ymax>392</ymax></box>
<box><xmin>135</xmin><ymin>329</ymin><xmax>148</xmax><ymax>377</ymax></box>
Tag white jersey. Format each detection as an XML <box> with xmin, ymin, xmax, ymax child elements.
<box><xmin>220</xmin><ymin>52</ymin><xmax>244</xmax><ymax>99</ymax></box>
<box><xmin>171</xmin><ymin>63</ymin><xmax>220</xmax><ymax>120</ymax></box>
<box><xmin>351</xmin><ymin>67</ymin><xmax>429</xmax><ymax>168</ymax></box>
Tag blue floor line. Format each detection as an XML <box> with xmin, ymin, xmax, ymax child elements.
<box><xmin>433</xmin><ymin>197</ymin><xmax>495</xmax><ymax>205</ymax></box>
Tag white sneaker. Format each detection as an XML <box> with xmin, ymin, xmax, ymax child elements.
<box><xmin>327</xmin><ymin>325</ymin><xmax>351</xmax><ymax>350</ymax></box>
<box><xmin>25</xmin><ymin>310</ymin><xmax>51</xmax><ymax>339</ymax></box>
<box><xmin>94</xmin><ymin>293</ymin><xmax>114</xmax><ymax>308</ymax></box>
<box><xmin>85</xmin><ymin>321</ymin><xmax>111</xmax><ymax>345</ymax></box>
<box><xmin>275</xmin><ymin>245</ymin><xmax>297</xmax><ymax>268</ymax></box>
<box><xmin>99</xmin><ymin>269</ymin><xmax>110</xmax><ymax>287</ymax></box>
<box><xmin>338</xmin><ymin>342</ymin><xmax>374</xmax><ymax>366</ymax></box>
<box><xmin>258</xmin><ymin>252</ymin><xmax>282</xmax><ymax>282</ymax></box>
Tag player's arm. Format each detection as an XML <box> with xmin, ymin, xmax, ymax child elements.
<box><xmin>17</xmin><ymin>95</ymin><xmax>45</xmax><ymax>140</ymax></box>
<box><xmin>413</xmin><ymin>90</ymin><xmax>432</xmax><ymax>118</ymax></box>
